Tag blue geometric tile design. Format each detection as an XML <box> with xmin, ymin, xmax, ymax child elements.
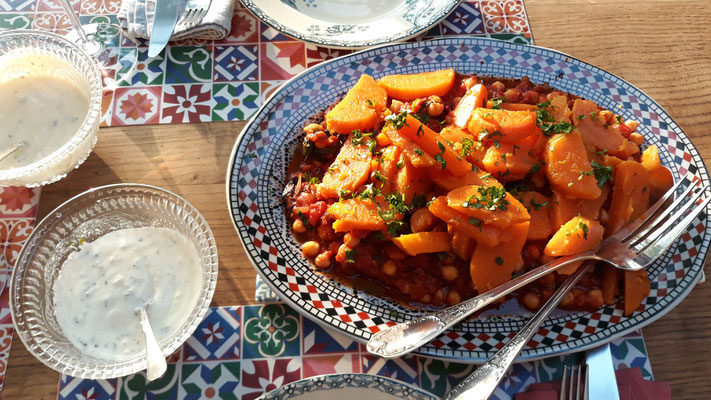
<box><xmin>183</xmin><ymin>307</ymin><xmax>241</xmax><ymax>362</ymax></box>
<box><xmin>213</xmin><ymin>45</ymin><xmax>259</xmax><ymax>82</ymax></box>
<box><xmin>302</xmin><ymin>317</ymin><xmax>359</xmax><ymax>355</ymax></box>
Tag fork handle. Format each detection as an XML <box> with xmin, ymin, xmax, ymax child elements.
<box><xmin>366</xmin><ymin>251</ymin><xmax>597</xmax><ymax>358</ymax></box>
<box><xmin>443</xmin><ymin>262</ymin><xmax>594</xmax><ymax>400</ymax></box>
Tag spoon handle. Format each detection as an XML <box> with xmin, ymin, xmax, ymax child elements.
<box><xmin>138</xmin><ymin>307</ymin><xmax>167</xmax><ymax>381</ymax></box>
<box><xmin>366</xmin><ymin>251</ymin><xmax>596</xmax><ymax>358</ymax></box>
<box><xmin>0</xmin><ymin>142</ymin><xmax>24</xmax><ymax>163</ymax></box>
<box><xmin>57</xmin><ymin>0</ymin><xmax>89</xmax><ymax>43</ymax></box>
<box><xmin>442</xmin><ymin>262</ymin><xmax>593</xmax><ymax>400</ymax></box>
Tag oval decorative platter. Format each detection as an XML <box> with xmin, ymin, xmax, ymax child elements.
<box><xmin>257</xmin><ymin>373</ymin><xmax>436</xmax><ymax>400</ymax></box>
<box><xmin>227</xmin><ymin>37</ymin><xmax>711</xmax><ymax>362</ymax></box>
<box><xmin>240</xmin><ymin>0</ymin><xmax>460</xmax><ymax>49</ymax></box>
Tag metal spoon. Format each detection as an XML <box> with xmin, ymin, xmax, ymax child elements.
<box><xmin>137</xmin><ymin>307</ymin><xmax>167</xmax><ymax>381</ymax></box>
<box><xmin>0</xmin><ymin>142</ymin><xmax>25</xmax><ymax>163</ymax></box>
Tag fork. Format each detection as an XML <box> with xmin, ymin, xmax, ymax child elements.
<box><xmin>176</xmin><ymin>0</ymin><xmax>211</xmax><ymax>29</ymax></box>
<box><xmin>560</xmin><ymin>364</ymin><xmax>588</xmax><ymax>400</ymax></box>
<box><xmin>442</xmin><ymin>262</ymin><xmax>594</xmax><ymax>400</ymax></box>
<box><xmin>367</xmin><ymin>178</ymin><xmax>710</xmax><ymax>359</ymax></box>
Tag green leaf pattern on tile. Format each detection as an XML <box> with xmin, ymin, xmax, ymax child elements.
<box><xmin>244</xmin><ymin>304</ymin><xmax>299</xmax><ymax>357</ymax></box>
<box><xmin>119</xmin><ymin>364</ymin><xmax>179</xmax><ymax>400</ymax></box>
<box><xmin>0</xmin><ymin>14</ymin><xmax>33</xmax><ymax>30</ymax></box>
<box><xmin>167</xmin><ymin>46</ymin><xmax>212</xmax><ymax>83</ymax></box>
<box><xmin>418</xmin><ymin>358</ymin><xmax>474</xmax><ymax>397</ymax></box>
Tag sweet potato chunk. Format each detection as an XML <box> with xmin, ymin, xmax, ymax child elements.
<box><xmin>392</xmin><ymin>231</ymin><xmax>452</xmax><ymax>256</ymax></box>
<box><xmin>319</xmin><ymin>135</ymin><xmax>372</xmax><ymax>198</ymax></box>
<box><xmin>384</xmin><ymin>126</ymin><xmax>437</xmax><ymax>168</ymax></box>
<box><xmin>549</xmin><ymin>95</ymin><xmax>571</xmax><ymax>123</ymax></box>
<box><xmin>544</xmin><ymin>216</ymin><xmax>604</xmax><ymax>257</ymax></box>
<box><xmin>428</xmin><ymin>196</ymin><xmax>510</xmax><ymax>247</ymax></box>
<box><xmin>482</xmin><ymin>141</ymin><xmax>540</xmax><ymax>180</ymax></box>
<box><xmin>550</xmin><ymin>186</ymin><xmax>610</xmax><ymax>229</ymax></box>
<box><xmin>378</xmin><ymin>68</ymin><xmax>456</xmax><ymax>100</ymax></box>
<box><xmin>572</xmin><ymin>99</ymin><xmax>628</xmax><ymax>157</ymax></box>
<box><xmin>519</xmin><ymin>191</ymin><xmax>554</xmax><ymax>240</ymax></box>
<box><xmin>601</xmin><ymin>265</ymin><xmax>621</xmax><ymax>305</ymax></box>
<box><xmin>326</xmin><ymin>74</ymin><xmax>387</xmax><ymax>134</ymax></box>
<box><xmin>374</xmin><ymin>145</ymin><xmax>401</xmax><ymax>195</ymax></box>
<box><xmin>397</xmin><ymin>115</ymin><xmax>472</xmax><ymax>176</ymax></box>
<box><xmin>395</xmin><ymin>155</ymin><xmax>431</xmax><ymax>203</ymax></box>
<box><xmin>327</xmin><ymin>198</ymin><xmax>387</xmax><ymax>232</ymax></box>
<box><xmin>447</xmin><ymin>185</ymin><xmax>530</xmax><ymax>229</ymax></box>
<box><xmin>470</xmin><ymin>222</ymin><xmax>529</xmax><ymax>293</ymax></box>
<box><xmin>624</xmin><ymin>269</ymin><xmax>651</xmax><ymax>316</ymax></box>
<box><xmin>467</xmin><ymin>108</ymin><xmax>539</xmax><ymax>143</ymax></box>
<box><xmin>649</xmin><ymin>166</ymin><xmax>674</xmax><ymax>200</ymax></box>
<box><xmin>607</xmin><ymin>160</ymin><xmax>650</xmax><ymax>236</ymax></box>
<box><xmin>545</xmin><ymin>131</ymin><xmax>601</xmax><ymax>200</ymax></box>
<box><xmin>429</xmin><ymin>168</ymin><xmax>483</xmax><ymax>191</ymax></box>
<box><xmin>640</xmin><ymin>145</ymin><xmax>661</xmax><ymax>172</ymax></box>
<box><xmin>453</xmin><ymin>83</ymin><xmax>487</xmax><ymax>128</ymax></box>
<box><xmin>451</xmin><ymin>230</ymin><xmax>476</xmax><ymax>260</ymax></box>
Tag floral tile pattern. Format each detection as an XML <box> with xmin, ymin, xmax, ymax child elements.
<box><xmin>55</xmin><ymin>305</ymin><xmax>655</xmax><ymax>399</ymax></box>
<box><xmin>0</xmin><ymin>0</ymin><xmax>533</xmax><ymax>126</ymax></box>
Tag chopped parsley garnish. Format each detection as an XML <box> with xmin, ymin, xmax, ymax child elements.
<box><xmin>536</xmin><ymin>101</ymin><xmax>574</xmax><ymax>136</ymax></box>
<box><xmin>416</xmin><ymin>125</ymin><xmax>425</xmax><ymax>137</ymax></box>
<box><xmin>396</xmin><ymin>160</ymin><xmax>404</xmax><ymax>169</ymax></box>
<box><xmin>414</xmin><ymin>148</ymin><xmax>424</xmax><ymax>156</ymax></box>
<box><xmin>577</xmin><ymin>114</ymin><xmax>586</xmax><ymax>120</ymax></box>
<box><xmin>528</xmin><ymin>162</ymin><xmax>542</xmax><ymax>175</ymax></box>
<box><xmin>460</xmin><ymin>138</ymin><xmax>475</xmax><ymax>157</ymax></box>
<box><xmin>373</xmin><ymin>171</ymin><xmax>388</xmax><ymax>181</ymax></box>
<box><xmin>578</xmin><ymin>169</ymin><xmax>594</xmax><ymax>181</ymax></box>
<box><xmin>577</xmin><ymin>217</ymin><xmax>589</xmax><ymax>239</ymax></box>
<box><xmin>309</xmin><ymin>176</ymin><xmax>320</xmax><ymax>184</ymax></box>
<box><xmin>357</xmin><ymin>184</ymin><xmax>380</xmax><ymax>199</ymax></box>
<box><xmin>296</xmin><ymin>211</ymin><xmax>310</xmax><ymax>228</ymax></box>
<box><xmin>461</xmin><ymin>186</ymin><xmax>510</xmax><ymax>211</ymax></box>
<box><xmin>385</xmin><ymin>110</ymin><xmax>410</xmax><ymax>129</ymax></box>
<box><xmin>615</xmin><ymin>114</ymin><xmax>623</xmax><ymax>124</ymax></box>
<box><xmin>591</xmin><ymin>161</ymin><xmax>614</xmax><ymax>187</ymax></box>
<box><xmin>490</xmin><ymin>97</ymin><xmax>508</xmax><ymax>109</ymax></box>
<box><xmin>365</xmin><ymin>99</ymin><xmax>375</xmax><ymax>107</ymax></box>
<box><xmin>495</xmin><ymin>256</ymin><xmax>504</xmax><ymax>265</ymax></box>
<box><xmin>248</xmin><ymin>152</ymin><xmax>257</xmax><ymax>158</ymax></box>
<box><xmin>468</xmin><ymin>217</ymin><xmax>483</xmax><ymax>229</ymax></box>
<box><xmin>350</xmin><ymin>130</ymin><xmax>369</xmax><ymax>146</ymax></box>
<box><xmin>434</xmin><ymin>142</ymin><xmax>447</xmax><ymax>170</ymax></box>
<box><xmin>529</xmin><ymin>198</ymin><xmax>550</xmax><ymax>210</ymax></box>
<box><xmin>345</xmin><ymin>248</ymin><xmax>357</xmax><ymax>263</ymax></box>
<box><xmin>411</xmin><ymin>193</ymin><xmax>427</xmax><ymax>209</ymax></box>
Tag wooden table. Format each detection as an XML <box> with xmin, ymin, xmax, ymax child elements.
<box><xmin>5</xmin><ymin>1</ymin><xmax>711</xmax><ymax>398</ymax></box>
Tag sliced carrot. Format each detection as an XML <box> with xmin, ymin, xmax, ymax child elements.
<box><xmin>428</xmin><ymin>196</ymin><xmax>510</xmax><ymax>247</ymax></box>
<box><xmin>395</xmin><ymin>155</ymin><xmax>432</xmax><ymax>203</ymax></box>
<box><xmin>544</xmin><ymin>131</ymin><xmax>601</xmax><ymax>200</ymax></box>
<box><xmin>485</xmin><ymin>102</ymin><xmax>538</xmax><ymax>112</ymax></box>
<box><xmin>571</xmin><ymin>99</ymin><xmax>628</xmax><ymax>157</ymax></box>
<box><xmin>429</xmin><ymin>168</ymin><xmax>483</xmax><ymax>191</ymax></box>
<box><xmin>451</xmin><ymin>230</ymin><xmax>476</xmax><ymax>260</ymax></box>
<box><xmin>375</xmin><ymin>132</ymin><xmax>392</xmax><ymax>147</ymax></box>
<box><xmin>518</xmin><ymin>191</ymin><xmax>554</xmax><ymax>240</ymax></box>
<box><xmin>548</xmin><ymin>95</ymin><xmax>571</xmax><ymax>123</ymax></box>
<box><xmin>640</xmin><ymin>145</ymin><xmax>661</xmax><ymax>172</ymax></box>
<box><xmin>624</xmin><ymin>269</ymin><xmax>651</xmax><ymax>316</ymax></box>
<box><xmin>447</xmin><ymin>185</ymin><xmax>530</xmax><ymax>229</ymax></box>
<box><xmin>469</xmin><ymin>221</ymin><xmax>529</xmax><ymax>293</ymax></box>
<box><xmin>397</xmin><ymin>115</ymin><xmax>472</xmax><ymax>176</ymax></box>
<box><xmin>378</xmin><ymin>68</ymin><xmax>456</xmax><ymax>101</ymax></box>
<box><xmin>325</xmin><ymin>74</ymin><xmax>387</xmax><ymax>134</ymax></box>
<box><xmin>383</xmin><ymin>126</ymin><xmax>437</xmax><ymax>168</ymax></box>
<box><xmin>391</xmin><ymin>231</ymin><xmax>452</xmax><ymax>256</ymax></box>
<box><xmin>439</xmin><ymin>125</ymin><xmax>486</xmax><ymax>166</ymax></box>
<box><xmin>319</xmin><ymin>135</ymin><xmax>372</xmax><ymax>198</ymax></box>
<box><xmin>373</xmin><ymin>145</ymin><xmax>401</xmax><ymax>195</ymax></box>
<box><xmin>606</xmin><ymin>160</ymin><xmax>650</xmax><ymax>236</ymax></box>
<box><xmin>649</xmin><ymin>166</ymin><xmax>674</xmax><ymax>200</ymax></box>
<box><xmin>550</xmin><ymin>186</ymin><xmax>610</xmax><ymax>229</ymax></box>
<box><xmin>327</xmin><ymin>197</ymin><xmax>389</xmax><ymax>232</ymax></box>
<box><xmin>482</xmin><ymin>141</ymin><xmax>540</xmax><ymax>180</ymax></box>
<box><xmin>601</xmin><ymin>265</ymin><xmax>622</xmax><ymax>304</ymax></box>
<box><xmin>453</xmin><ymin>83</ymin><xmax>487</xmax><ymax>128</ymax></box>
<box><xmin>467</xmin><ymin>108</ymin><xmax>540</xmax><ymax>143</ymax></box>
<box><xmin>544</xmin><ymin>215</ymin><xmax>604</xmax><ymax>257</ymax></box>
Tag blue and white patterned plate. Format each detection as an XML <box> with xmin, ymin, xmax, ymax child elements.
<box><xmin>240</xmin><ymin>0</ymin><xmax>460</xmax><ymax>49</ymax></box>
<box><xmin>257</xmin><ymin>373</ymin><xmax>436</xmax><ymax>399</ymax></box>
<box><xmin>227</xmin><ymin>37</ymin><xmax>711</xmax><ymax>362</ymax></box>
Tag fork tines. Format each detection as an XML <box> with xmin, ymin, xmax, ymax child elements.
<box><xmin>560</xmin><ymin>364</ymin><xmax>588</xmax><ymax>400</ymax></box>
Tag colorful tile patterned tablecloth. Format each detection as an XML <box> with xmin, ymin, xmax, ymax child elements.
<box><xmin>56</xmin><ymin>304</ymin><xmax>654</xmax><ymax>400</ymax></box>
<box><xmin>0</xmin><ymin>1</ymin><xmax>656</xmax><ymax>398</ymax></box>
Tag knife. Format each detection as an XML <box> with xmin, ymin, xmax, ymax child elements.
<box><xmin>148</xmin><ymin>0</ymin><xmax>181</xmax><ymax>58</ymax></box>
<box><xmin>585</xmin><ymin>343</ymin><xmax>620</xmax><ymax>400</ymax></box>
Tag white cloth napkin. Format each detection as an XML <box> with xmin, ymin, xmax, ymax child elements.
<box><xmin>118</xmin><ymin>0</ymin><xmax>236</xmax><ymax>43</ymax></box>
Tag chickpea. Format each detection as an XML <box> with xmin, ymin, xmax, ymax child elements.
<box><xmin>539</xmin><ymin>272</ymin><xmax>555</xmax><ymax>288</ymax></box>
<box><xmin>599</xmin><ymin>209</ymin><xmax>609</xmax><ymax>225</ymax></box>
<box><xmin>383</xmin><ymin>260</ymin><xmax>397</xmax><ymax>276</ymax></box>
<box><xmin>625</xmin><ymin>120</ymin><xmax>640</xmax><ymax>132</ymax></box>
<box><xmin>302</xmin><ymin>241</ymin><xmax>320</xmax><ymax>258</ymax></box>
<box><xmin>314</xmin><ymin>252</ymin><xmax>331</xmax><ymax>269</ymax></box>
<box><xmin>344</xmin><ymin>233</ymin><xmax>360</xmax><ymax>248</ymax></box>
<box><xmin>504</xmin><ymin>88</ymin><xmax>522</xmax><ymax>103</ymax></box>
<box><xmin>588</xmin><ymin>289</ymin><xmax>604</xmax><ymax>308</ymax></box>
<box><xmin>293</xmin><ymin>219</ymin><xmax>306</xmax><ymax>233</ymax></box>
<box><xmin>390</xmin><ymin>99</ymin><xmax>404</xmax><ymax>113</ymax></box>
<box><xmin>441</xmin><ymin>265</ymin><xmax>458</xmax><ymax>281</ymax></box>
<box><xmin>400</xmin><ymin>283</ymin><xmax>411</xmax><ymax>294</ymax></box>
<box><xmin>435</xmin><ymin>289</ymin><xmax>445</xmax><ymax>304</ymax></box>
<box><xmin>420</xmin><ymin>294</ymin><xmax>432</xmax><ymax>304</ymax></box>
<box><xmin>489</xmin><ymin>81</ymin><xmax>505</xmax><ymax>92</ymax></box>
<box><xmin>410</xmin><ymin>208</ymin><xmax>435</xmax><ymax>233</ymax></box>
<box><xmin>599</xmin><ymin>110</ymin><xmax>614</xmax><ymax>123</ymax></box>
<box><xmin>426</xmin><ymin>101</ymin><xmax>444</xmax><ymax>116</ymax></box>
<box><xmin>317</xmin><ymin>224</ymin><xmax>336</xmax><ymax>241</ymax></box>
<box><xmin>304</xmin><ymin>123</ymin><xmax>324</xmax><ymax>134</ymax></box>
<box><xmin>522</xmin><ymin>292</ymin><xmax>540</xmax><ymax>310</ymax></box>
<box><xmin>629</xmin><ymin>132</ymin><xmax>644</xmax><ymax>145</ymax></box>
<box><xmin>447</xmin><ymin>290</ymin><xmax>461</xmax><ymax>305</ymax></box>
<box><xmin>560</xmin><ymin>291</ymin><xmax>575</xmax><ymax>307</ymax></box>
<box><xmin>463</xmin><ymin>76</ymin><xmax>478</xmax><ymax>90</ymax></box>
<box><xmin>389</xmin><ymin>247</ymin><xmax>407</xmax><ymax>261</ymax></box>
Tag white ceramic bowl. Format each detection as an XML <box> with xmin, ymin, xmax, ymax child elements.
<box><xmin>10</xmin><ymin>184</ymin><xmax>219</xmax><ymax>379</ymax></box>
<box><xmin>0</xmin><ymin>30</ymin><xmax>102</xmax><ymax>187</ymax></box>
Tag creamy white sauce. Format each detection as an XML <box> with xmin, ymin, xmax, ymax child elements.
<box><xmin>53</xmin><ymin>227</ymin><xmax>203</xmax><ymax>361</ymax></box>
<box><xmin>0</xmin><ymin>54</ymin><xmax>89</xmax><ymax>169</ymax></box>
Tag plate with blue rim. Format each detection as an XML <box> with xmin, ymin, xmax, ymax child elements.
<box><xmin>227</xmin><ymin>37</ymin><xmax>711</xmax><ymax>362</ymax></box>
<box><xmin>256</xmin><ymin>373</ymin><xmax>436</xmax><ymax>400</ymax></box>
<box><xmin>240</xmin><ymin>0</ymin><xmax>459</xmax><ymax>49</ymax></box>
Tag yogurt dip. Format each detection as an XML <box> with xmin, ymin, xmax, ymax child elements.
<box><xmin>0</xmin><ymin>53</ymin><xmax>89</xmax><ymax>169</ymax></box>
<box><xmin>53</xmin><ymin>227</ymin><xmax>203</xmax><ymax>361</ymax></box>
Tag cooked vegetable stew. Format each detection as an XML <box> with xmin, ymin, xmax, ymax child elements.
<box><xmin>284</xmin><ymin>70</ymin><xmax>673</xmax><ymax>315</ymax></box>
